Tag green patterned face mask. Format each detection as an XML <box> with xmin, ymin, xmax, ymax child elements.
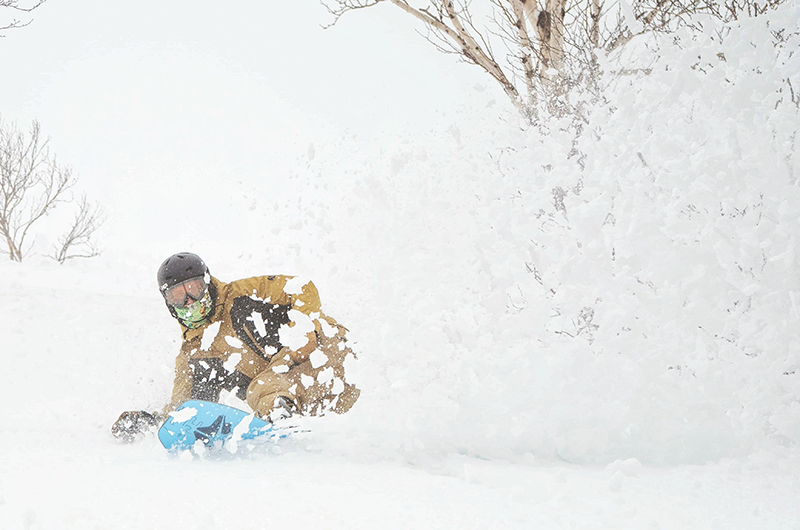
<box><xmin>173</xmin><ymin>290</ymin><xmax>213</xmax><ymax>328</ymax></box>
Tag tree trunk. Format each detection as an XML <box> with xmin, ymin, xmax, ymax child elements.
<box><xmin>534</xmin><ymin>0</ymin><xmax>565</xmax><ymax>71</ymax></box>
<box><xmin>590</xmin><ymin>0</ymin><xmax>601</xmax><ymax>49</ymax></box>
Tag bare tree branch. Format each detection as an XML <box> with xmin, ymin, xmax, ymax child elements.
<box><xmin>321</xmin><ymin>0</ymin><xmax>789</xmax><ymax>121</ymax></box>
<box><xmin>51</xmin><ymin>194</ymin><xmax>105</xmax><ymax>263</ymax></box>
<box><xmin>0</xmin><ymin>118</ymin><xmax>103</xmax><ymax>263</ymax></box>
<box><xmin>0</xmin><ymin>0</ymin><xmax>46</xmax><ymax>36</ymax></box>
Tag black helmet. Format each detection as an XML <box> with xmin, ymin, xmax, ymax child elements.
<box><xmin>157</xmin><ymin>252</ymin><xmax>209</xmax><ymax>293</ymax></box>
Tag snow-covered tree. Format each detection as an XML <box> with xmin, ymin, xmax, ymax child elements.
<box><xmin>322</xmin><ymin>0</ymin><xmax>789</xmax><ymax>120</ymax></box>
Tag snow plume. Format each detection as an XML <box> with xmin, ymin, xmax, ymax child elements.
<box><xmin>279</xmin><ymin>309</ymin><xmax>316</xmax><ymax>351</ymax></box>
<box><xmin>303</xmin><ymin>7</ymin><xmax>800</xmax><ymax>465</ymax></box>
<box><xmin>246</xmin><ymin>310</ymin><xmax>268</xmax><ymax>338</ymax></box>
<box><xmin>199</xmin><ymin>321</ymin><xmax>221</xmax><ymax>351</ymax></box>
<box><xmin>283</xmin><ymin>276</ymin><xmax>310</xmax><ymax>295</ymax></box>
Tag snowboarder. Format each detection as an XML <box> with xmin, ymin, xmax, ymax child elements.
<box><xmin>112</xmin><ymin>252</ymin><xmax>360</xmax><ymax>442</ymax></box>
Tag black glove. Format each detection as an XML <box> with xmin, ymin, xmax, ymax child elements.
<box><xmin>111</xmin><ymin>410</ymin><xmax>159</xmax><ymax>443</ymax></box>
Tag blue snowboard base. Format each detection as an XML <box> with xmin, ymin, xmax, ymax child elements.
<box><xmin>158</xmin><ymin>400</ymin><xmax>287</xmax><ymax>452</ymax></box>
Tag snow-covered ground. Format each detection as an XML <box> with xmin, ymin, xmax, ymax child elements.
<box><xmin>1</xmin><ymin>1</ymin><xmax>799</xmax><ymax>528</ymax></box>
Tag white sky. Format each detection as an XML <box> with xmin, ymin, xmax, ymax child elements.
<box><xmin>0</xmin><ymin>1</ymin><xmax>494</xmax><ymax>245</ymax></box>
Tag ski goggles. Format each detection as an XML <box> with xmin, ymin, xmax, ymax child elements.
<box><xmin>173</xmin><ymin>290</ymin><xmax>213</xmax><ymax>327</ymax></box>
<box><xmin>163</xmin><ymin>277</ymin><xmax>208</xmax><ymax>307</ymax></box>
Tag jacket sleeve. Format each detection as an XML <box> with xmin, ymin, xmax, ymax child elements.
<box><xmin>289</xmin><ymin>279</ymin><xmax>322</xmax><ymax>315</ymax></box>
<box><xmin>281</xmin><ymin>278</ymin><xmax>323</xmax><ymax>363</ymax></box>
<box><xmin>233</xmin><ymin>276</ymin><xmax>323</xmax><ymax>364</ymax></box>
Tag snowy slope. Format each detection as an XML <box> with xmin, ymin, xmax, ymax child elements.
<box><xmin>2</xmin><ymin>260</ymin><xmax>798</xmax><ymax>529</ymax></box>
<box><xmin>1</xmin><ymin>1</ymin><xmax>800</xmax><ymax>528</ymax></box>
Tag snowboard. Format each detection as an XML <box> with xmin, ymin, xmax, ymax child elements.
<box><xmin>158</xmin><ymin>400</ymin><xmax>285</xmax><ymax>451</ymax></box>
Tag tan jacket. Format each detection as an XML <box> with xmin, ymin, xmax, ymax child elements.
<box><xmin>166</xmin><ymin>275</ymin><xmax>359</xmax><ymax>418</ymax></box>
